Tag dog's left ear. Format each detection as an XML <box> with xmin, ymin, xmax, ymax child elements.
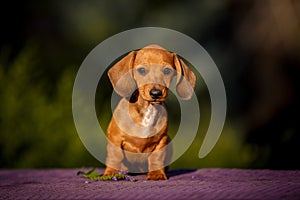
<box><xmin>108</xmin><ymin>51</ymin><xmax>137</xmax><ymax>97</ymax></box>
<box><xmin>173</xmin><ymin>54</ymin><xmax>196</xmax><ymax>100</ymax></box>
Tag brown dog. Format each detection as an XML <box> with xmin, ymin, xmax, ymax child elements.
<box><xmin>104</xmin><ymin>44</ymin><xmax>196</xmax><ymax>180</ymax></box>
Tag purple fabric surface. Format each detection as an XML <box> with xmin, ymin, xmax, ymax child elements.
<box><xmin>0</xmin><ymin>169</ymin><xmax>299</xmax><ymax>200</ymax></box>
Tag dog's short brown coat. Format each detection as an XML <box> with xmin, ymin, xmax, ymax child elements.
<box><xmin>104</xmin><ymin>45</ymin><xmax>196</xmax><ymax>180</ymax></box>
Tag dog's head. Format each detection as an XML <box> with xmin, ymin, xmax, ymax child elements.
<box><xmin>108</xmin><ymin>45</ymin><xmax>196</xmax><ymax>102</ymax></box>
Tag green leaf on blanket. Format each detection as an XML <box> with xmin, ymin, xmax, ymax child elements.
<box><xmin>77</xmin><ymin>168</ymin><xmax>137</xmax><ymax>182</ymax></box>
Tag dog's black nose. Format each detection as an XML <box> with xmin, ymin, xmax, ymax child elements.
<box><xmin>150</xmin><ymin>88</ymin><xmax>162</xmax><ymax>99</ymax></box>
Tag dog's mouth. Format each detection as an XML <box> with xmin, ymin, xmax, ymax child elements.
<box><xmin>150</xmin><ymin>99</ymin><xmax>163</xmax><ymax>104</ymax></box>
<box><xmin>140</xmin><ymin>95</ymin><xmax>167</xmax><ymax>104</ymax></box>
<box><xmin>141</xmin><ymin>96</ymin><xmax>165</xmax><ymax>103</ymax></box>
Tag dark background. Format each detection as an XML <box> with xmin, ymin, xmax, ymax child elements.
<box><xmin>1</xmin><ymin>0</ymin><xmax>299</xmax><ymax>169</ymax></box>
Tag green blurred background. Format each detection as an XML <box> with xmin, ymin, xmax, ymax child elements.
<box><xmin>1</xmin><ymin>0</ymin><xmax>299</xmax><ymax>169</ymax></box>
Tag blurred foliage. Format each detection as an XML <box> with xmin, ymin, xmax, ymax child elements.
<box><xmin>0</xmin><ymin>0</ymin><xmax>300</xmax><ymax>169</ymax></box>
<box><xmin>0</xmin><ymin>46</ymin><xmax>100</xmax><ymax>168</ymax></box>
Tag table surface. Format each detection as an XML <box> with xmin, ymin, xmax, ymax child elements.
<box><xmin>0</xmin><ymin>168</ymin><xmax>299</xmax><ymax>200</ymax></box>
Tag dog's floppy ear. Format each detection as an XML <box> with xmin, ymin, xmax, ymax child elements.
<box><xmin>173</xmin><ymin>54</ymin><xmax>196</xmax><ymax>100</ymax></box>
<box><xmin>108</xmin><ymin>51</ymin><xmax>137</xmax><ymax>97</ymax></box>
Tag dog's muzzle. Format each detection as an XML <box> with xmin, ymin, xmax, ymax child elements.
<box><xmin>149</xmin><ymin>88</ymin><xmax>162</xmax><ymax>100</ymax></box>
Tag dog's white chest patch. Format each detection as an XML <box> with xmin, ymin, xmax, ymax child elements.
<box><xmin>141</xmin><ymin>104</ymin><xmax>158</xmax><ymax>127</ymax></box>
<box><xmin>113</xmin><ymin>99</ymin><xmax>167</xmax><ymax>138</ymax></box>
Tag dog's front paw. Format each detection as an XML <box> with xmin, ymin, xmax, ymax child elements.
<box><xmin>146</xmin><ymin>170</ymin><xmax>167</xmax><ymax>180</ymax></box>
<box><xmin>104</xmin><ymin>167</ymin><xmax>119</xmax><ymax>176</ymax></box>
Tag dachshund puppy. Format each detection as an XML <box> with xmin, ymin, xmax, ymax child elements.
<box><xmin>104</xmin><ymin>45</ymin><xmax>196</xmax><ymax>180</ymax></box>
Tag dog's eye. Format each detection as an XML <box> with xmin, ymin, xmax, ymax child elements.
<box><xmin>137</xmin><ymin>67</ymin><xmax>147</xmax><ymax>75</ymax></box>
<box><xmin>163</xmin><ymin>68</ymin><xmax>173</xmax><ymax>75</ymax></box>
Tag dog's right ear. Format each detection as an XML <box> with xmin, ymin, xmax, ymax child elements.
<box><xmin>108</xmin><ymin>51</ymin><xmax>137</xmax><ymax>97</ymax></box>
